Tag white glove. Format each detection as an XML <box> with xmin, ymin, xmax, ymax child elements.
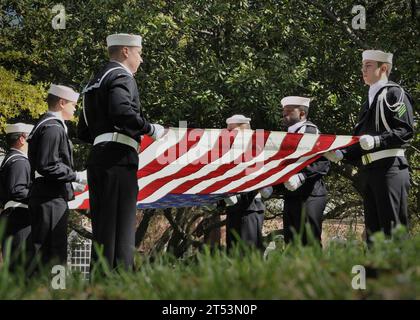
<box><xmin>260</xmin><ymin>186</ymin><xmax>273</xmax><ymax>199</ymax></box>
<box><xmin>284</xmin><ymin>173</ymin><xmax>305</xmax><ymax>191</ymax></box>
<box><xmin>75</xmin><ymin>171</ymin><xmax>87</xmax><ymax>184</ymax></box>
<box><xmin>72</xmin><ymin>182</ymin><xmax>86</xmax><ymax>193</ymax></box>
<box><xmin>224</xmin><ymin>195</ymin><xmax>238</xmax><ymax>206</ymax></box>
<box><xmin>323</xmin><ymin>150</ymin><xmax>344</xmax><ymax>163</ymax></box>
<box><xmin>148</xmin><ymin>124</ymin><xmax>165</xmax><ymax>140</ymax></box>
<box><xmin>359</xmin><ymin>135</ymin><xmax>379</xmax><ymax>151</ymax></box>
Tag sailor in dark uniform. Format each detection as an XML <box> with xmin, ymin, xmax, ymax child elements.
<box><xmin>223</xmin><ymin>115</ymin><xmax>273</xmax><ymax>251</ymax></box>
<box><xmin>77</xmin><ymin>33</ymin><xmax>165</xmax><ymax>271</ymax></box>
<box><xmin>280</xmin><ymin>96</ymin><xmax>330</xmax><ymax>245</ymax></box>
<box><xmin>27</xmin><ymin>84</ymin><xmax>85</xmax><ymax>267</ymax></box>
<box><xmin>324</xmin><ymin>50</ymin><xmax>414</xmax><ymax>242</ymax></box>
<box><xmin>0</xmin><ymin>123</ymin><xmax>33</xmax><ymax>266</ymax></box>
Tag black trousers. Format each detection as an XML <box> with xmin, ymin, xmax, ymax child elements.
<box><xmin>88</xmin><ymin>164</ymin><xmax>138</xmax><ymax>270</ymax></box>
<box><xmin>226</xmin><ymin>210</ymin><xmax>264</xmax><ymax>250</ymax></box>
<box><xmin>28</xmin><ymin>197</ymin><xmax>69</xmax><ymax>266</ymax></box>
<box><xmin>0</xmin><ymin>207</ymin><xmax>31</xmax><ymax>265</ymax></box>
<box><xmin>283</xmin><ymin>195</ymin><xmax>326</xmax><ymax>245</ymax></box>
<box><xmin>359</xmin><ymin>164</ymin><xmax>410</xmax><ymax>240</ymax></box>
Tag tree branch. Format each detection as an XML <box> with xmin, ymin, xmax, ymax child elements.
<box><xmin>324</xmin><ymin>200</ymin><xmax>363</xmax><ymax>220</ymax></box>
<box><xmin>163</xmin><ymin>208</ymin><xmax>202</xmax><ymax>248</ymax></box>
<box><xmin>193</xmin><ymin>218</ymin><xmax>227</xmax><ymax>237</ymax></box>
<box><xmin>69</xmin><ymin>220</ymin><xmax>93</xmax><ymax>240</ymax></box>
<box><xmin>135</xmin><ymin>209</ymin><xmax>154</xmax><ymax>247</ymax></box>
<box><xmin>301</xmin><ymin>0</ymin><xmax>369</xmax><ymax>49</ymax></box>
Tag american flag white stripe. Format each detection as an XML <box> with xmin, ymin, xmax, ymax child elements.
<box><xmin>68</xmin><ymin>189</ymin><xmax>89</xmax><ymax>209</ymax></box>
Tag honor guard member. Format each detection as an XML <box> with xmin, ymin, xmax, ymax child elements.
<box><xmin>280</xmin><ymin>97</ymin><xmax>330</xmax><ymax>245</ymax></box>
<box><xmin>28</xmin><ymin>84</ymin><xmax>85</xmax><ymax>266</ymax></box>
<box><xmin>0</xmin><ymin>123</ymin><xmax>33</xmax><ymax>265</ymax></box>
<box><xmin>77</xmin><ymin>33</ymin><xmax>165</xmax><ymax>270</ymax></box>
<box><xmin>224</xmin><ymin>115</ymin><xmax>273</xmax><ymax>251</ymax></box>
<box><xmin>324</xmin><ymin>50</ymin><xmax>414</xmax><ymax>241</ymax></box>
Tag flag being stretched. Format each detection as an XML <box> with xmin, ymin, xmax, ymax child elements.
<box><xmin>69</xmin><ymin>128</ymin><xmax>358</xmax><ymax>210</ymax></box>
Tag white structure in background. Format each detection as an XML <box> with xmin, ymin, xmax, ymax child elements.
<box><xmin>67</xmin><ymin>227</ymin><xmax>92</xmax><ymax>280</ymax></box>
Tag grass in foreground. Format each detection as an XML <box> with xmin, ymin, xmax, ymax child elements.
<box><xmin>0</xmin><ymin>227</ymin><xmax>419</xmax><ymax>299</ymax></box>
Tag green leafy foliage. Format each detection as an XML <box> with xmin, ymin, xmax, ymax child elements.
<box><xmin>0</xmin><ymin>66</ymin><xmax>47</xmax><ymax>132</ymax></box>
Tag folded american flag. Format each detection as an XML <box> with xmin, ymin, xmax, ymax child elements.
<box><xmin>69</xmin><ymin>128</ymin><xmax>358</xmax><ymax>210</ymax></box>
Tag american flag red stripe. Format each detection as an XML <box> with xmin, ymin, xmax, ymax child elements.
<box><xmin>137</xmin><ymin>129</ymin><xmax>238</xmax><ymax>201</ymax></box>
<box><xmin>68</xmin><ymin>128</ymin><xmax>358</xmax><ymax>210</ymax></box>
<box><xmin>228</xmin><ymin>134</ymin><xmax>337</xmax><ymax>193</ymax></box>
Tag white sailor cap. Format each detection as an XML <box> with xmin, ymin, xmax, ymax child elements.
<box><xmin>226</xmin><ymin>114</ymin><xmax>251</xmax><ymax>125</ymax></box>
<box><xmin>48</xmin><ymin>84</ymin><xmax>79</xmax><ymax>102</ymax></box>
<box><xmin>5</xmin><ymin>123</ymin><xmax>34</xmax><ymax>134</ymax></box>
<box><xmin>106</xmin><ymin>33</ymin><xmax>142</xmax><ymax>48</ymax></box>
<box><xmin>362</xmin><ymin>50</ymin><xmax>393</xmax><ymax>64</ymax></box>
<box><xmin>281</xmin><ymin>96</ymin><xmax>311</xmax><ymax>108</ymax></box>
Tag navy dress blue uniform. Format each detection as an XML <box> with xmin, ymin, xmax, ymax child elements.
<box><xmin>0</xmin><ymin>149</ymin><xmax>32</xmax><ymax>262</ymax></box>
<box><xmin>78</xmin><ymin>61</ymin><xmax>153</xmax><ymax>270</ymax></box>
<box><xmin>225</xmin><ymin>190</ymin><xmax>266</xmax><ymax>250</ymax></box>
<box><xmin>281</xmin><ymin>121</ymin><xmax>330</xmax><ymax>245</ymax></box>
<box><xmin>27</xmin><ymin>113</ymin><xmax>77</xmax><ymax>265</ymax></box>
<box><xmin>341</xmin><ymin>81</ymin><xmax>414</xmax><ymax>239</ymax></box>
